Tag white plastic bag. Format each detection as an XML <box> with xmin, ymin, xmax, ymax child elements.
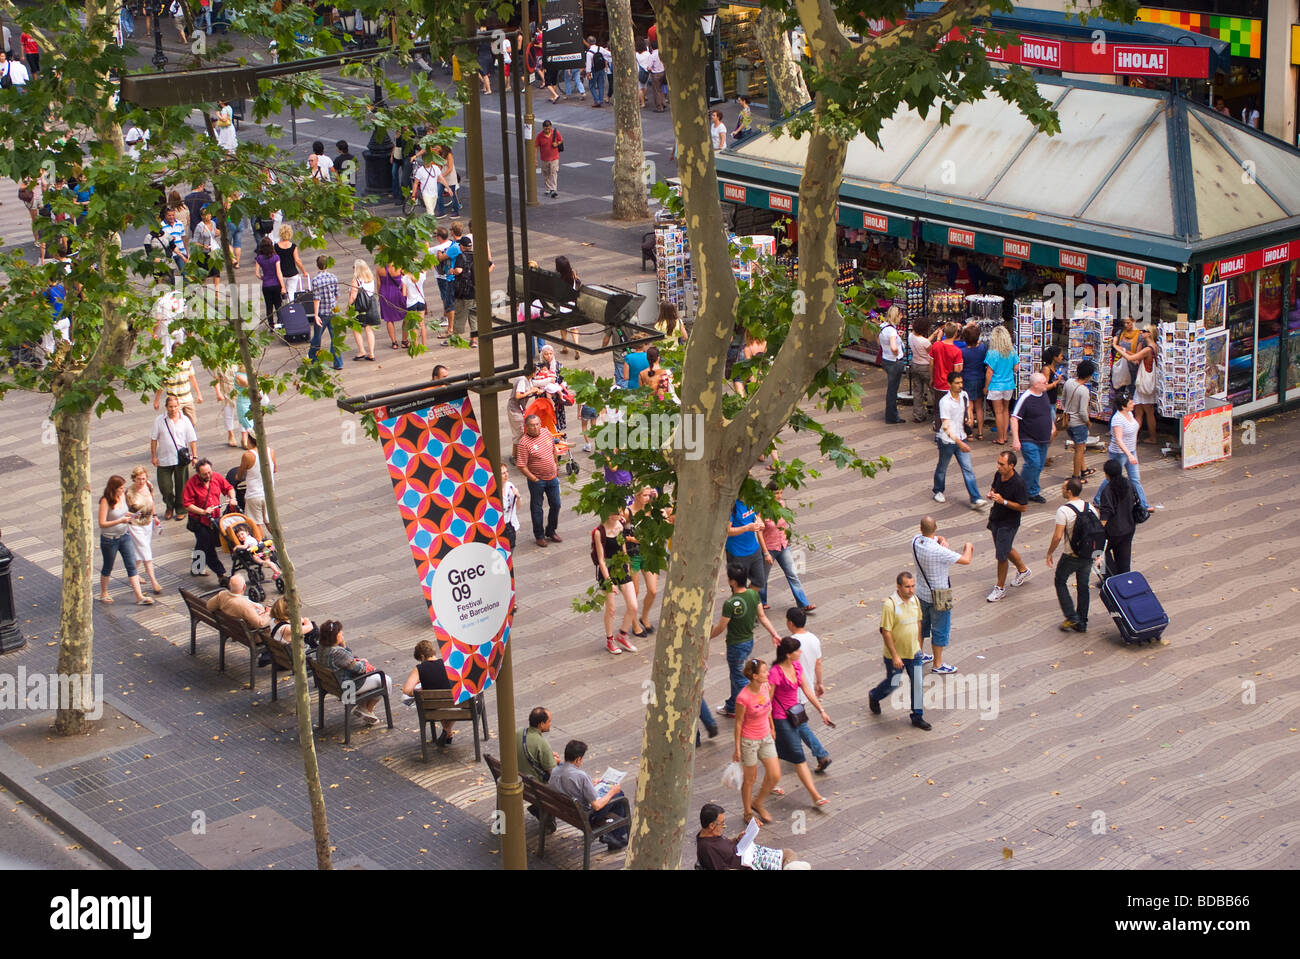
<box><xmin>721</xmin><ymin>761</ymin><xmax>744</xmax><ymax>791</ymax></box>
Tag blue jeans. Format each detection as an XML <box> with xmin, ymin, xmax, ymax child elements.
<box><xmin>723</xmin><ymin>640</ymin><xmax>753</xmax><ymax>714</ymax></box>
<box><xmin>760</xmin><ymin>547</ymin><xmax>809</xmax><ymax>607</ymax></box>
<box><xmin>1020</xmin><ymin>439</ymin><xmax>1049</xmax><ymax>497</ymax></box>
<box><xmin>100</xmin><ymin>534</ymin><xmax>138</xmax><ymax>578</ymax></box>
<box><xmin>1093</xmin><ymin>454</ymin><xmax>1149</xmax><ymax>510</ymax></box>
<box><xmin>564</xmin><ymin>69</ymin><xmax>585</xmax><ymax>95</ymax></box>
<box><xmin>882</xmin><ymin>358</ymin><xmax>904</xmax><ymax>422</ymax></box>
<box><xmin>1054</xmin><ymin>553</ymin><xmax>1090</xmax><ymax>626</ymax></box>
<box><xmin>228</xmin><ymin>217</ymin><xmax>244</xmax><ymax>255</ymax></box>
<box><xmin>919</xmin><ymin>597</ymin><xmax>951</xmax><ymax>648</ymax></box>
<box><xmin>613</xmin><ymin>356</ymin><xmax>628</xmax><ymax>389</ymax></box>
<box><xmin>391</xmin><ymin>160</ymin><xmax>406</xmax><ymax>202</ymax></box>
<box><xmin>590</xmin><ymin>71</ymin><xmax>606</xmax><ymax>105</ymax></box>
<box><xmin>527</xmin><ymin>477</ymin><xmax>561</xmax><ymax>540</ymax></box>
<box><xmin>933</xmin><ymin>436</ymin><xmax>982</xmax><ymax>503</ymax></box>
<box><xmin>308</xmin><ymin>313</ymin><xmax>344</xmax><ymax>368</ymax></box>
<box><xmin>699</xmin><ymin>698</ymin><xmax>715</xmax><ymax>730</ymax></box>
<box><xmin>591</xmin><ymin>795</ymin><xmax>630</xmax><ymax>846</ymax></box>
<box><xmin>868</xmin><ymin>656</ymin><xmax>924</xmax><ymax>717</ymax></box>
<box><xmin>437</xmin><ymin>278</ymin><xmax>456</xmax><ymax>314</ymax></box>
<box><xmin>798</xmin><ymin>720</ymin><xmax>829</xmax><ymax>761</ymax></box>
<box><xmin>435</xmin><ymin>184</ymin><xmax>461</xmax><ymax>216</ymax></box>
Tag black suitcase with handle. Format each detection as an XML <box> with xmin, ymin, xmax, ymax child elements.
<box><xmin>277</xmin><ymin>302</ymin><xmax>311</xmax><ymax>343</ymax></box>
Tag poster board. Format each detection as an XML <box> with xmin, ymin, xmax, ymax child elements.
<box><xmin>1203</xmin><ymin>328</ymin><xmax>1228</xmax><ymax>400</ymax></box>
<box><xmin>1201</xmin><ymin>280</ymin><xmax>1226</xmax><ymax>332</ymax></box>
<box><xmin>1181</xmin><ymin>403</ymin><xmax>1233</xmax><ymax>469</ymax></box>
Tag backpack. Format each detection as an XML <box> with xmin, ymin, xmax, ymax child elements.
<box><xmin>1066</xmin><ymin>503</ymin><xmax>1106</xmax><ymax>558</ymax></box>
<box><xmin>590</xmin><ymin>47</ymin><xmax>606</xmax><ymax>73</ymax></box>
<box><xmin>453</xmin><ymin>248</ymin><xmax>475</xmax><ymax>300</ymax></box>
<box><xmin>590</xmin><ymin>526</ymin><xmax>602</xmax><ymax>566</ymax></box>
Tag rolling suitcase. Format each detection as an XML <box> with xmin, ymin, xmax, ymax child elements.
<box><xmin>1100</xmin><ymin>571</ymin><xmax>1168</xmax><ymax>644</ymax></box>
<box><xmin>277</xmin><ymin>302</ymin><xmax>311</xmax><ymax>343</ymax></box>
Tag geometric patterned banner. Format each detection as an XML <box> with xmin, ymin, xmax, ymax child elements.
<box><xmin>1138</xmin><ymin>8</ymin><xmax>1261</xmax><ymax>58</ymax></box>
<box><xmin>376</xmin><ymin>393</ymin><xmax>514</xmax><ymax>703</ymax></box>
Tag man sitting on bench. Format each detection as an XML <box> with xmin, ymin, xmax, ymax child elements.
<box><xmin>205</xmin><ymin>574</ymin><xmax>271</xmax><ymax>630</ymax></box>
<box><xmin>549</xmin><ymin>739</ymin><xmax>630</xmax><ymax>852</ymax></box>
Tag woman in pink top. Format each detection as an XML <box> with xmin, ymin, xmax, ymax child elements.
<box><xmin>769</xmin><ymin>636</ymin><xmax>833</xmax><ymax>808</ymax></box>
<box><xmin>758</xmin><ymin>485</ymin><xmax>815</xmax><ymax>612</ymax></box>
<box><xmin>733</xmin><ymin>659</ymin><xmax>780</xmax><ymax>824</ymax></box>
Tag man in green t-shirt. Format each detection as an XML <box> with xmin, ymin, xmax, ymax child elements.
<box><xmin>709</xmin><ymin>564</ymin><xmax>781</xmax><ymax>717</ymax></box>
<box><xmin>868</xmin><ymin>572</ymin><xmax>930</xmax><ymax>730</ymax></box>
<box><xmin>518</xmin><ymin>706</ymin><xmax>558</xmax><ymax>782</ymax></box>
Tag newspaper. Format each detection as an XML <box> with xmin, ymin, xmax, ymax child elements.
<box><xmin>736</xmin><ymin>818</ymin><xmax>761</xmax><ymax>867</ymax></box>
<box><xmin>593</xmin><ymin>767</ymin><xmax>626</xmax><ymax>800</ymax></box>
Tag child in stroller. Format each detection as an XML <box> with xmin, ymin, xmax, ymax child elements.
<box><xmin>217</xmin><ymin>511</ymin><xmax>284</xmax><ymax>603</ymax></box>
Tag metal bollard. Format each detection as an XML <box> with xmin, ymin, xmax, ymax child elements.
<box><xmin>0</xmin><ymin>540</ymin><xmax>27</xmax><ymax>653</ymax></box>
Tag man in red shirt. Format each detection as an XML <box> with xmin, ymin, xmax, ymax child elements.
<box><xmin>535</xmin><ymin>120</ymin><xmax>563</xmax><ymax>199</ymax></box>
<box><xmin>182</xmin><ymin>457</ymin><xmax>236</xmax><ymax>581</ymax></box>
<box><xmin>514</xmin><ymin>414</ymin><xmax>562</xmax><ymax>547</ymax></box>
<box><xmin>929</xmin><ymin>321</ymin><xmax>964</xmax><ymax>430</ymax></box>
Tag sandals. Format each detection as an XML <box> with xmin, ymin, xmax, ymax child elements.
<box><xmin>1081</xmin><ymin>467</ymin><xmax>1097</xmax><ymax>477</ymax></box>
<box><xmin>813</xmin><ymin>797</ymin><xmax>830</xmax><ymax>807</ymax></box>
<box><xmin>751</xmin><ymin>806</ymin><xmax>773</xmax><ymax>824</ymax></box>
<box><xmin>98</xmin><ymin>595</ymin><xmax>114</xmax><ymax>604</ymax></box>
<box><xmin>136</xmin><ymin>597</ymin><xmax>155</xmax><ymax>606</ymax></box>
<box><xmin>638</xmin><ymin>621</ymin><xmax>655</xmax><ymax>635</ymax></box>
<box><xmin>390</xmin><ymin>342</ymin><xmax>401</xmax><ymax>350</ymax></box>
<box><xmin>402</xmin><ymin>339</ymin><xmax>410</xmax><ymax>349</ymax></box>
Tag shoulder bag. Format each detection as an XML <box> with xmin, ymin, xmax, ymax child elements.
<box><xmin>913</xmin><ymin>537</ymin><xmax>954</xmax><ymax>611</ymax></box>
<box><xmin>163</xmin><ymin>415</ymin><xmax>192</xmax><ymax>467</ymax></box>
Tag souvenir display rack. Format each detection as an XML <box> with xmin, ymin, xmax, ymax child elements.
<box><xmin>1156</xmin><ymin>318</ymin><xmax>1208</xmax><ymax>417</ymax></box>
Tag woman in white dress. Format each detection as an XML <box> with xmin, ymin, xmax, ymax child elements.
<box><xmin>125</xmin><ymin>466</ymin><xmax>164</xmax><ymax>594</ymax></box>
<box><xmin>213</xmin><ymin>99</ymin><xmax>238</xmax><ymax>153</ymax></box>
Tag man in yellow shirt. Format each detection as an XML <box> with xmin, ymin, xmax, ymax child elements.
<box><xmin>869</xmin><ymin>571</ymin><xmax>930</xmax><ymax>730</ymax></box>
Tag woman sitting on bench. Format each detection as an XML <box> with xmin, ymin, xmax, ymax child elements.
<box><xmin>401</xmin><ymin>640</ymin><xmax>457</xmax><ymax>746</ymax></box>
<box><xmin>316</xmin><ymin>620</ymin><xmax>389</xmax><ymax>726</ymax></box>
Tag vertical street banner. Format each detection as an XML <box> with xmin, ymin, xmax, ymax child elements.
<box><xmin>542</xmin><ymin>0</ymin><xmax>584</xmax><ymax>69</ymax></box>
<box><xmin>375</xmin><ymin>393</ymin><xmax>514</xmax><ymax>703</ymax></box>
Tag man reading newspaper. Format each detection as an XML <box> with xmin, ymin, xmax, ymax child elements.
<box><xmin>548</xmin><ymin>740</ymin><xmax>630</xmax><ymax>852</ymax></box>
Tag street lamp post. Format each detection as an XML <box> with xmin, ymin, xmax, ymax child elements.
<box><xmin>152</xmin><ymin>0</ymin><xmax>168</xmax><ymax>70</ymax></box>
<box><xmin>523</xmin><ymin>14</ymin><xmax>538</xmax><ymax>206</ymax></box>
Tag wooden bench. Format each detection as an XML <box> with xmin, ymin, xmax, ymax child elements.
<box><xmin>211</xmin><ymin>608</ymin><xmax>270</xmax><ymax>694</ymax></box>
<box><xmin>415</xmin><ymin>689</ymin><xmax>490</xmax><ymax>762</ymax></box>
<box><xmin>485</xmin><ymin>754</ymin><xmax>630</xmax><ymax>870</ymax></box>
<box><xmin>179</xmin><ymin>587</ymin><xmax>223</xmax><ymax>657</ymax></box>
<box><xmin>307</xmin><ymin>658</ymin><xmax>393</xmax><ymax>745</ymax></box>
<box><xmin>261</xmin><ymin>633</ymin><xmax>317</xmax><ymax>702</ymax></box>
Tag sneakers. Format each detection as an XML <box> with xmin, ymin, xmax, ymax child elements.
<box><xmin>703</xmin><ymin>720</ymin><xmax>719</xmax><ymax>738</ymax></box>
<box><xmin>987</xmin><ymin>585</ymin><xmax>1007</xmax><ymax>603</ymax></box>
<box><xmin>920</xmin><ymin>652</ymin><xmax>934</xmax><ymax>664</ymax></box>
<box><xmin>1072</xmin><ymin>621</ymin><xmax>1088</xmax><ymax>633</ymax></box>
<box><xmin>970</xmin><ymin>498</ymin><xmax>989</xmax><ymax>509</ymax></box>
<box><xmin>911</xmin><ymin>716</ymin><xmax>932</xmax><ymax>730</ymax></box>
<box><xmin>868</xmin><ymin>696</ymin><xmax>881</xmax><ymax>715</ymax></box>
<box><xmin>1028</xmin><ymin>494</ymin><xmax>1048</xmax><ymax>504</ymax></box>
<box><xmin>932</xmin><ymin>663</ymin><xmax>957</xmax><ymax>674</ymax></box>
<box><xmin>1011</xmin><ymin>567</ymin><xmax>1032</xmax><ymax>587</ymax></box>
<box><xmin>815</xmin><ymin>757</ymin><xmax>832</xmax><ymax>774</ymax></box>
<box><xmin>614</xmin><ymin>631</ymin><xmax>638</xmax><ymax>653</ymax></box>
<box><xmin>583</xmin><ymin>442</ymin><xmax>592</xmax><ymax>452</ymax></box>
<box><xmin>1059</xmin><ymin>619</ymin><xmax>1079</xmax><ymax>632</ymax></box>
<box><xmin>932</xmin><ymin>491</ymin><xmax>946</xmax><ymax>503</ymax></box>
<box><xmin>605</xmin><ymin>636</ymin><xmax>622</xmax><ymax>655</ymax></box>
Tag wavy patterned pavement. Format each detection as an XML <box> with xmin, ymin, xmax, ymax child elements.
<box><xmin>0</xmin><ymin>218</ymin><xmax>1296</xmax><ymax>870</ymax></box>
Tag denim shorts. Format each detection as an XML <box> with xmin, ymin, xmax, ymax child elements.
<box><xmin>1068</xmin><ymin>424</ymin><xmax>1089</xmax><ymax>444</ymax></box>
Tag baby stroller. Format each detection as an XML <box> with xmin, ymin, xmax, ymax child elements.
<box><xmin>524</xmin><ymin>392</ymin><xmax>579</xmax><ymax>478</ymax></box>
<box><xmin>217</xmin><ymin>510</ymin><xmax>285</xmax><ymax>603</ymax></box>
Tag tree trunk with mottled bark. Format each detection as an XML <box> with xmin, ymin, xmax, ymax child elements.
<box><xmin>53</xmin><ymin>406</ymin><xmax>95</xmax><ymax>735</ymax></box>
<box><xmin>627</xmin><ymin>0</ymin><xmax>852</xmax><ymax>870</ymax></box>
<box><xmin>52</xmin><ymin>1</ymin><xmax>139</xmax><ymax>736</ymax></box>
<box><xmin>756</xmin><ymin>6</ymin><xmax>809</xmax><ymax>117</ymax></box>
<box><xmin>608</xmin><ymin>0</ymin><xmax>650</xmax><ymax>220</ymax></box>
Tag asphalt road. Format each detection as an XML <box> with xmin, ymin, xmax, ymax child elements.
<box><xmin>0</xmin><ymin>793</ymin><xmax>106</xmax><ymax>870</ymax></box>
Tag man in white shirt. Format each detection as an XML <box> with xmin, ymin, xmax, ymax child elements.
<box><xmin>308</xmin><ymin>140</ymin><xmax>334</xmax><ymax>180</ymax></box>
<box><xmin>0</xmin><ymin>49</ymin><xmax>30</xmax><ymax>87</ymax></box>
<box><xmin>786</xmin><ymin>607</ymin><xmax>831</xmax><ymax>773</ymax></box>
<box><xmin>934</xmin><ymin>370</ymin><xmax>988</xmax><ymax>509</ymax></box>
<box><xmin>412</xmin><ymin>161</ymin><xmax>439</xmax><ymax>215</ymax></box>
<box><xmin>1046</xmin><ymin>477</ymin><xmax>1098</xmax><ymax>633</ymax></box>
<box><xmin>646</xmin><ymin>45</ymin><xmax>666</xmax><ymax>112</ymax></box>
<box><xmin>583</xmin><ymin>36</ymin><xmax>610</xmax><ymax>107</ymax></box>
<box><xmin>124</xmin><ymin>124</ymin><xmax>150</xmax><ymax>162</ymax></box>
<box><xmin>160</xmin><ymin>207</ymin><xmax>188</xmax><ymax>273</ymax></box>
